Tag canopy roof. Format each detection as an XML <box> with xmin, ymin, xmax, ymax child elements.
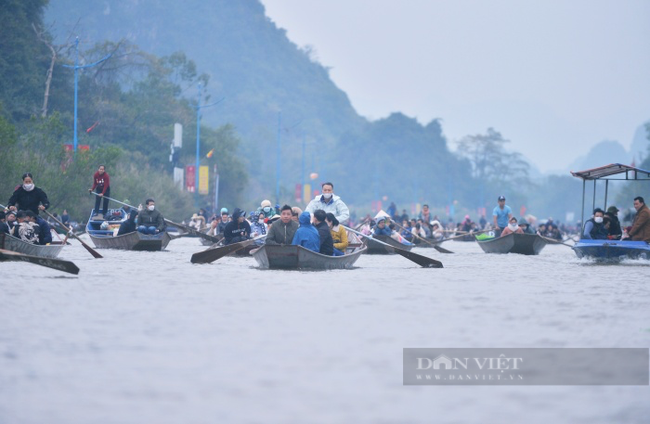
<box><xmin>570</xmin><ymin>163</ymin><xmax>650</xmax><ymax>181</ymax></box>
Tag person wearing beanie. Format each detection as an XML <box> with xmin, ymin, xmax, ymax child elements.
<box><xmin>223</xmin><ymin>208</ymin><xmax>251</xmax><ymax>244</ymax></box>
<box><xmin>605</xmin><ymin>205</ymin><xmax>622</xmax><ymax>239</ymax></box>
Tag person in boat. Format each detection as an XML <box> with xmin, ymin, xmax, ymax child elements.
<box><xmin>188</xmin><ymin>213</ymin><xmax>207</xmax><ymax>232</ymax></box>
<box><xmin>291</xmin><ymin>207</ymin><xmax>302</xmax><ymax>223</ymax></box>
<box><xmin>582</xmin><ymin>208</ymin><xmax>608</xmax><ymax>240</ymax></box>
<box><xmin>266</xmin><ymin>205</ymin><xmax>299</xmax><ymax>245</ymax></box>
<box><xmin>623</xmin><ymin>196</ymin><xmax>650</xmax><ymax>242</ymax></box>
<box><xmin>0</xmin><ymin>212</ymin><xmax>9</xmax><ymax>234</ymax></box>
<box><xmin>292</xmin><ymin>211</ymin><xmax>320</xmax><ymax>252</ymax></box>
<box><xmin>217</xmin><ymin>208</ymin><xmax>229</xmax><ymax>234</ymax></box>
<box><xmin>60</xmin><ymin>209</ymin><xmax>70</xmax><ymax>226</ymax></box>
<box><xmin>429</xmin><ymin>220</ymin><xmax>444</xmax><ymax>241</ymax></box>
<box><xmin>258</xmin><ymin>199</ymin><xmax>275</xmax><ymax>219</ymax></box>
<box><xmin>605</xmin><ymin>206</ymin><xmax>622</xmax><ymax>239</ymax></box>
<box><xmin>373</xmin><ymin>218</ymin><xmax>393</xmax><ymax>236</ymax></box>
<box><xmin>136</xmin><ymin>199</ymin><xmax>166</xmax><ymax>235</ymax></box>
<box><xmin>117</xmin><ymin>209</ymin><xmax>138</xmax><ymax>236</ymax></box>
<box><xmin>500</xmin><ymin>216</ymin><xmax>524</xmax><ymax>237</ymax></box>
<box><xmin>460</xmin><ymin>215</ymin><xmax>473</xmax><ymax>233</ymax></box>
<box><xmin>418</xmin><ymin>204</ymin><xmax>432</xmax><ymax>224</ymax></box>
<box><xmin>492</xmin><ymin>195</ymin><xmax>512</xmax><ymax>236</ymax></box>
<box><xmin>410</xmin><ymin>222</ymin><xmax>427</xmax><ymax>244</ymax></box>
<box><xmin>305</xmin><ymin>182</ymin><xmax>350</xmax><ymax>224</ymax></box>
<box><xmin>88</xmin><ymin>165</ymin><xmax>111</xmax><ymax>218</ymax></box>
<box><xmin>311</xmin><ymin>209</ymin><xmax>334</xmax><ymax>255</ymax></box>
<box><xmin>4</xmin><ymin>210</ymin><xmax>17</xmax><ymax>233</ymax></box>
<box><xmin>479</xmin><ymin>215</ymin><xmax>488</xmax><ymax>229</ymax></box>
<box><xmin>11</xmin><ymin>210</ymin><xmax>40</xmax><ymax>244</ymax></box>
<box><xmin>7</xmin><ymin>173</ymin><xmax>50</xmax><ymax>216</ymax></box>
<box><xmin>325</xmin><ymin>212</ymin><xmax>348</xmax><ymax>256</ymax></box>
<box><xmin>30</xmin><ymin>210</ymin><xmax>53</xmax><ymax>245</ymax></box>
<box><xmin>518</xmin><ymin>218</ymin><xmax>535</xmax><ymax>235</ymax></box>
<box><xmin>223</xmin><ymin>208</ymin><xmax>251</xmax><ymax>244</ymax></box>
<box><xmin>250</xmin><ymin>211</ymin><xmax>268</xmax><ymax>240</ymax></box>
<box><xmin>400</xmin><ymin>220</ymin><xmax>414</xmax><ymax>242</ymax></box>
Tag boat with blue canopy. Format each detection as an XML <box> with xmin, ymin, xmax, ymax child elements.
<box><xmin>571</xmin><ymin>163</ymin><xmax>650</xmax><ymax>261</ymax></box>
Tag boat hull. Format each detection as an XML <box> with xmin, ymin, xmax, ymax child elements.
<box><xmin>0</xmin><ymin>233</ymin><xmax>64</xmax><ymax>259</ymax></box>
<box><xmin>365</xmin><ymin>235</ymin><xmax>413</xmax><ymax>254</ymax></box>
<box><xmin>89</xmin><ymin>231</ymin><xmax>171</xmax><ymax>251</ymax></box>
<box><xmin>253</xmin><ymin>244</ymin><xmax>366</xmax><ymax>270</ymax></box>
<box><xmin>476</xmin><ymin>233</ymin><xmax>548</xmax><ymax>255</ymax></box>
<box><xmin>573</xmin><ymin>239</ymin><xmax>650</xmax><ymax>261</ymax></box>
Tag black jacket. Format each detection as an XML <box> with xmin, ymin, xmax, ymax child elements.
<box><xmin>224</xmin><ymin>208</ymin><xmax>251</xmax><ymax>244</ymax></box>
<box><xmin>8</xmin><ymin>186</ymin><xmax>50</xmax><ymax>215</ymax></box>
<box><xmin>314</xmin><ymin>221</ymin><xmax>334</xmax><ymax>256</ymax></box>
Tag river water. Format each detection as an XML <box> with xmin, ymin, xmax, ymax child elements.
<box><xmin>1</xmin><ymin>237</ymin><xmax>649</xmax><ymax>424</ymax></box>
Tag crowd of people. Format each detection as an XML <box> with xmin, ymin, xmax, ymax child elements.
<box><xmin>3</xmin><ymin>169</ymin><xmax>649</xmax><ymax>249</ymax></box>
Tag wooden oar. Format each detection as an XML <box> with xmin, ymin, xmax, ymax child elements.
<box><xmin>391</xmin><ymin>221</ymin><xmax>454</xmax><ymax>254</ymax></box>
<box><xmin>437</xmin><ymin>229</ymin><xmax>491</xmax><ymax>243</ymax></box>
<box><xmin>539</xmin><ymin>235</ymin><xmax>575</xmax><ymax>248</ymax></box>
<box><xmin>190</xmin><ymin>235</ymin><xmax>265</xmax><ymax>264</ymax></box>
<box><xmin>0</xmin><ymin>248</ymin><xmax>80</xmax><ymax>275</ymax></box>
<box><xmin>42</xmin><ymin>209</ymin><xmax>103</xmax><ymax>259</ymax></box>
<box><xmin>343</xmin><ymin>226</ymin><xmax>443</xmax><ymax>268</ymax></box>
<box><xmin>92</xmin><ymin>193</ymin><xmax>222</xmax><ymax>244</ymax></box>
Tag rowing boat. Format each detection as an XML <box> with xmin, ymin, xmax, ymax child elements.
<box><xmin>0</xmin><ymin>232</ymin><xmax>64</xmax><ymax>259</ymax></box>
<box><xmin>476</xmin><ymin>233</ymin><xmax>549</xmax><ymax>255</ymax></box>
<box><xmin>86</xmin><ymin>208</ymin><xmax>171</xmax><ymax>251</ymax></box>
<box><xmin>365</xmin><ymin>235</ymin><xmax>413</xmax><ymax>254</ymax></box>
<box><xmin>252</xmin><ymin>244</ymin><xmax>366</xmax><ymax>270</ymax></box>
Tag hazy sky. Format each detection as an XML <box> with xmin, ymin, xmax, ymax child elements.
<box><xmin>261</xmin><ymin>0</ymin><xmax>650</xmax><ymax>173</ymax></box>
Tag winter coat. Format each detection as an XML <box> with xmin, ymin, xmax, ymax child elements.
<box><xmin>8</xmin><ymin>186</ymin><xmax>50</xmax><ymax>215</ymax></box>
<box><xmin>314</xmin><ymin>221</ymin><xmax>334</xmax><ymax>256</ymax></box>
<box><xmin>291</xmin><ymin>212</ymin><xmax>320</xmax><ymax>252</ymax></box>
<box><xmin>305</xmin><ymin>194</ymin><xmax>350</xmax><ymax>224</ymax></box>
<box><xmin>36</xmin><ymin>216</ymin><xmax>52</xmax><ymax>245</ymax></box>
<box><xmin>117</xmin><ymin>211</ymin><xmax>138</xmax><ymax>235</ymax></box>
<box><xmin>137</xmin><ymin>208</ymin><xmax>166</xmax><ymax>231</ymax></box>
<box><xmin>629</xmin><ymin>204</ymin><xmax>650</xmax><ymax>242</ymax></box>
<box><xmin>223</xmin><ymin>208</ymin><xmax>251</xmax><ymax>244</ymax></box>
<box><xmin>266</xmin><ymin>219</ymin><xmax>299</xmax><ymax>245</ymax></box>
<box><xmin>331</xmin><ymin>224</ymin><xmax>348</xmax><ymax>251</ymax></box>
<box><xmin>582</xmin><ymin>218</ymin><xmax>608</xmax><ymax>240</ymax></box>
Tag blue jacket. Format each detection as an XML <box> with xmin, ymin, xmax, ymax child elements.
<box><xmin>292</xmin><ymin>212</ymin><xmax>320</xmax><ymax>252</ymax></box>
<box><xmin>36</xmin><ymin>216</ymin><xmax>52</xmax><ymax>245</ymax></box>
<box><xmin>373</xmin><ymin>225</ymin><xmax>392</xmax><ymax>236</ymax></box>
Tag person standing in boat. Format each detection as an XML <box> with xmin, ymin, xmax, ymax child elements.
<box><xmin>223</xmin><ymin>208</ymin><xmax>251</xmax><ymax>244</ymax></box>
<box><xmin>88</xmin><ymin>165</ymin><xmax>111</xmax><ymax>218</ymax></box>
<box><xmin>7</xmin><ymin>173</ymin><xmax>50</xmax><ymax>216</ymax></box>
<box><xmin>305</xmin><ymin>182</ymin><xmax>350</xmax><ymax>224</ymax></box>
<box><xmin>582</xmin><ymin>208</ymin><xmax>608</xmax><ymax>240</ymax></box>
<box><xmin>492</xmin><ymin>196</ymin><xmax>512</xmax><ymax>236</ymax></box>
<box><xmin>136</xmin><ymin>199</ymin><xmax>166</xmax><ymax>235</ymax></box>
<box><xmin>623</xmin><ymin>196</ymin><xmax>650</xmax><ymax>242</ymax></box>
<box><xmin>500</xmin><ymin>216</ymin><xmax>524</xmax><ymax>237</ymax></box>
<box><xmin>266</xmin><ymin>205</ymin><xmax>298</xmax><ymax>245</ymax></box>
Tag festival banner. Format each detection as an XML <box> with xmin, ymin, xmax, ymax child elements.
<box><xmin>186</xmin><ymin>165</ymin><xmax>196</xmax><ymax>193</ymax></box>
<box><xmin>199</xmin><ymin>165</ymin><xmax>209</xmax><ymax>194</ymax></box>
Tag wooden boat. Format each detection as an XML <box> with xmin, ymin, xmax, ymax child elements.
<box><xmin>573</xmin><ymin>239</ymin><xmax>650</xmax><ymax>261</ymax></box>
<box><xmin>365</xmin><ymin>235</ymin><xmax>414</xmax><ymax>254</ymax></box>
<box><xmin>571</xmin><ymin>163</ymin><xmax>650</xmax><ymax>261</ymax></box>
<box><xmin>252</xmin><ymin>244</ymin><xmax>366</xmax><ymax>270</ymax></box>
<box><xmin>86</xmin><ymin>208</ymin><xmax>171</xmax><ymax>251</ymax></box>
<box><xmin>452</xmin><ymin>233</ymin><xmax>476</xmax><ymax>242</ymax></box>
<box><xmin>0</xmin><ymin>232</ymin><xmax>64</xmax><ymax>259</ymax></box>
<box><xmin>476</xmin><ymin>232</ymin><xmax>548</xmax><ymax>255</ymax></box>
<box><xmin>200</xmin><ymin>233</ymin><xmax>223</xmax><ymax>246</ymax></box>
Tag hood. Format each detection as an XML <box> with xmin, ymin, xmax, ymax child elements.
<box><xmin>430</xmin><ymin>220</ymin><xmax>442</xmax><ymax>229</ymax></box>
<box><xmin>232</xmin><ymin>208</ymin><xmax>244</xmax><ymax>220</ymax></box>
<box><xmin>299</xmin><ymin>211</ymin><xmax>313</xmax><ymax>226</ymax></box>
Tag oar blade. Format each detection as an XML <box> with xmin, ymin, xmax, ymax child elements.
<box><xmin>0</xmin><ymin>249</ymin><xmax>80</xmax><ymax>275</ymax></box>
<box><xmin>191</xmin><ymin>240</ymin><xmax>252</xmax><ymax>264</ymax></box>
<box><xmin>432</xmin><ymin>245</ymin><xmax>454</xmax><ymax>254</ymax></box>
<box><xmin>394</xmin><ymin>247</ymin><xmax>443</xmax><ymax>268</ymax></box>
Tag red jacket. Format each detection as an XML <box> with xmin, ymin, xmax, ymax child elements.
<box><xmin>91</xmin><ymin>171</ymin><xmax>110</xmax><ymax>194</ymax></box>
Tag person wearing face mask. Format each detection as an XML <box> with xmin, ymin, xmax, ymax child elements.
<box><xmin>136</xmin><ymin>199</ymin><xmax>166</xmax><ymax>235</ymax></box>
<box><xmin>581</xmin><ymin>208</ymin><xmax>608</xmax><ymax>240</ymax></box>
<box><xmin>304</xmin><ymin>182</ymin><xmax>350</xmax><ymax>224</ymax></box>
<box><xmin>7</xmin><ymin>173</ymin><xmax>50</xmax><ymax>216</ymax></box>
<box><xmin>500</xmin><ymin>216</ymin><xmax>524</xmax><ymax>237</ymax></box>
<box><xmin>250</xmin><ymin>211</ymin><xmax>268</xmax><ymax>241</ymax></box>
<box><xmin>258</xmin><ymin>200</ymin><xmax>275</xmax><ymax>219</ymax></box>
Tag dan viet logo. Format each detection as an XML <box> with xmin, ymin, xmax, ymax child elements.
<box><xmin>418</xmin><ymin>353</ymin><xmax>524</xmax><ymax>371</ymax></box>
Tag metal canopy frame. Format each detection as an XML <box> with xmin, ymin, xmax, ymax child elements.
<box><xmin>571</xmin><ymin>163</ymin><xmax>650</xmax><ymax>230</ymax></box>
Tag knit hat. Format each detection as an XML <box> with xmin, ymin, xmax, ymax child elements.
<box><xmin>261</xmin><ymin>199</ymin><xmax>272</xmax><ymax>208</ymax></box>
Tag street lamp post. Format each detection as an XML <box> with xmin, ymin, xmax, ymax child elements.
<box><xmin>62</xmin><ymin>37</ymin><xmax>112</xmax><ymax>153</ymax></box>
<box><xmin>194</xmin><ymin>83</ymin><xmax>224</xmax><ymax>200</ymax></box>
